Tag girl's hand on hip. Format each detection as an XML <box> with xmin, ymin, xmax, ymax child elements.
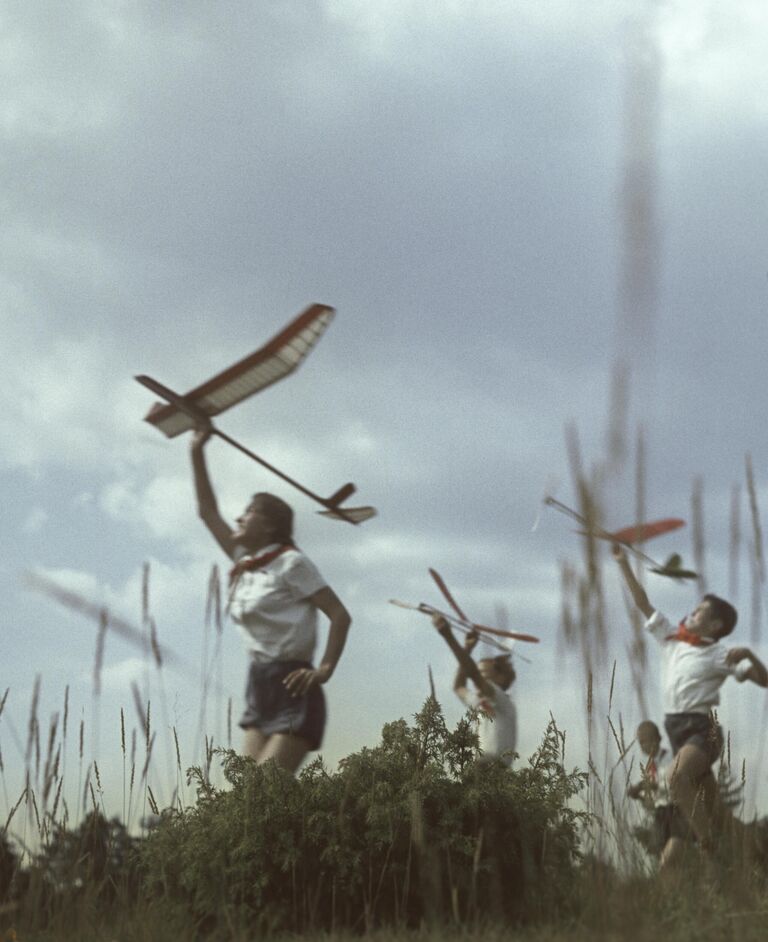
<box><xmin>283</xmin><ymin>665</ymin><xmax>330</xmax><ymax>697</ymax></box>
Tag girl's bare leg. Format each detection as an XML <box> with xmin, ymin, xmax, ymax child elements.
<box><xmin>257</xmin><ymin>733</ymin><xmax>310</xmax><ymax>774</ymax></box>
<box><xmin>243</xmin><ymin>727</ymin><xmax>268</xmax><ymax>760</ymax></box>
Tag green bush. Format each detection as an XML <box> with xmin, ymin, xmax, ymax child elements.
<box><xmin>139</xmin><ymin>699</ymin><xmax>587</xmax><ymax>934</ymax></box>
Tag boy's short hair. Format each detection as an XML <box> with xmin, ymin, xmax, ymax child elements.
<box><xmin>703</xmin><ymin>594</ymin><xmax>738</xmax><ymax>639</ymax></box>
<box><xmin>636</xmin><ymin>720</ymin><xmax>660</xmax><ymax>740</ymax></box>
<box><xmin>483</xmin><ymin>655</ymin><xmax>515</xmax><ymax>690</ymax></box>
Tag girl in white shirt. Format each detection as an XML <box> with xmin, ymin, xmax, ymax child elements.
<box><xmin>613</xmin><ymin>544</ymin><xmax>767</xmax><ymax>866</ymax></box>
<box><xmin>191</xmin><ymin>427</ymin><xmax>351</xmax><ymax>773</ymax></box>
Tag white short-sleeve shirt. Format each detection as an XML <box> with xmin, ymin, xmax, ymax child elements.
<box><xmin>458</xmin><ymin>683</ymin><xmax>517</xmax><ymax>765</ymax></box>
<box><xmin>228</xmin><ymin>544</ymin><xmax>327</xmax><ymax>662</ymax></box>
<box><xmin>646</xmin><ymin>610</ymin><xmax>751</xmax><ymax>715</ymax></box>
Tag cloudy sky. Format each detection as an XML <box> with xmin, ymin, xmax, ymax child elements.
<box><xmin>3</xmin><ymin>0</ymin><xmax>768</xmax><ymax>824</ymax></box>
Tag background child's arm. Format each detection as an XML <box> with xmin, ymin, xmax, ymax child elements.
<box><xmin>453</xmin><ymin>630</ymin><xmax>480</xmax><ymax>696</ymax></box>
<box><xmin>726</xmin><ymin>648</ymin><xmax>768</xmax><ymax>687</ymax></box>
<box><xmin>612</xmin><ymin>544</ymin><xmax>654</xmax><ymax>618</ymax></box>
<box><xmin>431</xmin><ymin>615</ymin><xmax>494</xmax><ymax>698</ymax></box>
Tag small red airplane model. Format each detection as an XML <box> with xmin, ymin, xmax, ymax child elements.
<box><xmin>136</xmin><ymin>304</ymin><xmax>376</xmax><ymax>524</ymax></box>
<box><xmin>544</xmin><ymin>495</ymin><xmax>696</xmax><ymax>580</ymax></box>
<box><xmin>390</xmin><ymin>567</ymin><xmax>541</xmax><ymax>652</ymax></box>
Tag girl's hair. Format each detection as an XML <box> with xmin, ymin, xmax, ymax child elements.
<box><xmin>252</xmin><ymin>492</ymin><xmax>294</xmax><ymax>543</ymax></box>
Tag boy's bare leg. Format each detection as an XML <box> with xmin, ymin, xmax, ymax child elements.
<box><xmin>243</xmin><ymin>727</ymin><xmax>268</xmax><ymax>760</ymax></box>
<box><xmin>257</xmin><ymin>732</ymin><xmax>310</xmax><ymax>773</ymax></box>
<box><xmin>668</xmin><ymin>744</ymin><xmax>715</xmax><ymax>847</ymax></box>
<box><xmin>660</xmin><ymin>836</ymin><xmax>686</xmax><ymax>870</ymax></box>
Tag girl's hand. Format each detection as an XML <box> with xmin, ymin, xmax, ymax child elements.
<box><xmin>431</xmin><ymin>613</ymin><xmax>451</xmax><ymax>636</ymax></box>
<box><xmin>191</xmin><ymin>424</ymin><xmax>214</xmax><ymax>450</ymax></box>
<box><xmin>463</xmin><ymin>629</ymin><xmax>479</xmax><ymax>653</ymax></box>
<box><xmin>283</xmin><ymin>665</ymin><xmax>330</xmax><ymax>697</ymax></box>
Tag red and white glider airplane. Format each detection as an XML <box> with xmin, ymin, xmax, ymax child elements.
<box><xmin>390</xmin><ymin>567</ymin><xmax>541</xmax><ymax>652</ymax></box>
<box><xmin>544</xmin><ymin>495</ymin><xmax>696</xmax><ymax>580</ymax></box>
<box><xmin>136</xmin><ymin>303</ymin><xmax>376</xmax><ymax>524</ymax></box>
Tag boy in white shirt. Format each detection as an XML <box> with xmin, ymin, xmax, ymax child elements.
<box><xmin>432</xmin><ymin>615</ymin><xmax>517</xmax><ymax>765</ymax></box>
<box><xmin>613</xmin><ymin>544</ymin><xmax>767</xmax><ymax>866</ymax></box>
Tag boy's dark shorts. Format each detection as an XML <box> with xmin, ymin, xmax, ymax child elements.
<box><xmin>239</xmin><ymin>659</ymin><xmax>326</xmax><ymax>751</ymax></box>
<box><xmin>664</xmin><ymin>712</ymin><xmax>723</xmax><ymax>765</ymax></box>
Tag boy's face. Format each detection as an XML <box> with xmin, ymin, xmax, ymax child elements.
<box><xmin>478</xmin><ymin>658</ymin><xmax>511</xmax><ymax>688</ymax></box>
<box><xmin>685</xmin><ymin>600</ymin><xmax>721</xmax><ymax>639</ymax></box>
<box><xmin>637</xmin><ymin>728</ymin><xmax>661</xmax><ymax>757</ymax></box>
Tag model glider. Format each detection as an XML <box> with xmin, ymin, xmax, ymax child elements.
<box><xmin>389</xmin><ymin>599</ymin><xmax>525</xmax><ymax>653</ymax></box>
<box><xmin>544</xmin><ymin>495</ymin><xmax>696</xmax><ymax>581</ymax></box>
<box><xmin>389</xmin><ymin>568</ymin><xmax>540</xmax><ymax>651</ymax></box>
<box><xmin>428</xmin><ymin>568</ymin><xmax>540</xmax><ymax>643</ymax></box>
<box><xmin>136</xmin><ymin>304</ymin><xmax>376</xmax><ymax>525</ymax></box>
<box><xmin>23</xmin><ymin>571</ymin><xmax>184</xmax><ymax>670</ymax></box>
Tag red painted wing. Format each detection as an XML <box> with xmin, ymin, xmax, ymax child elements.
<box><xmin>608</xmin><ymin>518</ymin><xmax>685</xmax><ymax>544</ymax></box>
<box><xmin>428</xmin><ymin>568</ymin><xmax>470</xmax><ymax>622</ymax></box>
<box><xmin>143</xmin><ymin>303</ymin><xmax>335</xmax><ymax>438</ymax></box>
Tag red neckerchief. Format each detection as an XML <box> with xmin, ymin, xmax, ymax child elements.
<box><xmin>228</xmin><ymin>544</ymin><xmax>295</xmax><ymax>586</ymax></box>
<box><xmin>665</xmin><ymin>619</ymin><xmax>714</xmax><ymax>647</ymax></box>
<box><xmin>645</xmin><ymin>756</ymin><xmax>657</xmax><ymax>784</ymax></box>
<box><xmin>476</xmin><ymin>696</ymin><xmax>496</xmax><ymax>719</ymax></box>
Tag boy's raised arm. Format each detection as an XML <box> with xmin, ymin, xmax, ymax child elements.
<box><xmin>431</xmin><ymin>614</ymin><xmax>493</xmax><ymax>698</ymax></box>
<box><xmin>612</xmin><ymin>544</ymin><xmax>654</xmax><ymax>619</ymax></box>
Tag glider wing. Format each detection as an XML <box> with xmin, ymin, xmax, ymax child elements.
<box><xmin>606</xmin><ymin>518</ymin><xmax>685</xmax><ymax>544</ymax></box>
<box><xmin>318</xmin><ymin>506</ymin><xmax>378</xmax><ymax>523</ymax></box>
<box><xmin>142</xmin><ymin>303</ymin><xmax>335</xmax><ymax>438</ymax></box>
<box><xmin>428</xmin><ymin>568</ymin><xmax>471</xmax><ymax>622</ymax></box>
<box><xmin>471</xmin><ymin>622</ymin><xmax>540</xmax><ymax>644</ymax></box>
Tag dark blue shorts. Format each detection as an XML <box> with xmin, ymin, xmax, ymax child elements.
<box><xmin>664</xmin><ymin>712</ymin><xmax>723</xmax><ymax>765</ymax></box>
<box><xmin>239</xmin><ymin>659</ymin><xmax>326</xmax><ymax>751</ymax></box>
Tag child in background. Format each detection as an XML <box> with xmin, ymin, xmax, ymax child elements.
<box><xmin>628</xmin><ymin>720</ymin><xmax>691</xmax><ymax>864</ymax></box>
<box><xmin>432</xmin><ymin>614</ymin><xmax>517</xmax><ymax>765</ymax></box>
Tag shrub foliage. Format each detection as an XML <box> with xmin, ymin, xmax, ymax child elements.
<box><xmin>139</xmin><ymin>699</ymin><xmax>587</xmax><ymax>933</ymax></box>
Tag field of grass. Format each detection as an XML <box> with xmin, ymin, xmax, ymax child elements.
<box><xmin>4</xmin><ymin>460</ymin><xmax>768</xmax><ymax>941</ymax></box>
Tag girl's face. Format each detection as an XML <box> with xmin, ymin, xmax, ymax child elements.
<box><xmin>232</xmin><ymin>497</ymin><xmax>274</xmax><ymax>548</ymax></box>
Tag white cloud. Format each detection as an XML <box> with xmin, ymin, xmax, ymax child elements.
<box><xmin>659</xmin><ymin>0</ymin><xmax>768</xmax><ymax>120</ymax></box>
<box><xmin>22</xmin><ymin>506</ymin><xmax>48</xmax><ymax>534</ymax></box>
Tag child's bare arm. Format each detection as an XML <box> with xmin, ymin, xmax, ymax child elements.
<box><xmin>453</xmin><ymin>630</ymin><xmax>480</xmax><ymax>694</ymax></box>
<box><xmin>191</xmin><ymin>427</ymin><xmax>235</xmax><ymax>559</ymax></box>
<box><xmin>612</xmin><ymin>544</ymin><xmax>654</xmax><ymax>618</ymax></box>
<box><xmin>726</xmin><ymin>648</ymin><xmax>768</xmax><ymax>688</ymax></box>
<box><xmin>431</xmin><ymin>615</ymin><xmax>493</xmax><ymax>698</ymax></box>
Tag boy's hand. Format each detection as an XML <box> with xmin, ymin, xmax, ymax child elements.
<box><xmin>726</xmin><ymin>647</ymin><xmax>751</xmax><ymax>667</ymax></box>
<box><xmin>611</xmin><ymin>542</ymin><xmax>627</xmax><ymax>563</ymax></box>
<box><xmin>431</xmin><ymin>612</ymin><xmax>451</xmax><ymax>636</ymax></box>
<box><xmin>464</xmin><ymin>630</ymin><xmax>479</xmax><ymax>653</ymax></box>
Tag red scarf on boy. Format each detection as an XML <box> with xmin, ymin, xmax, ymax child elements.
<box><xmin>665</xmin><ymin>619</ymin><xmax>713</xmax><ymax>647</ymax></box>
